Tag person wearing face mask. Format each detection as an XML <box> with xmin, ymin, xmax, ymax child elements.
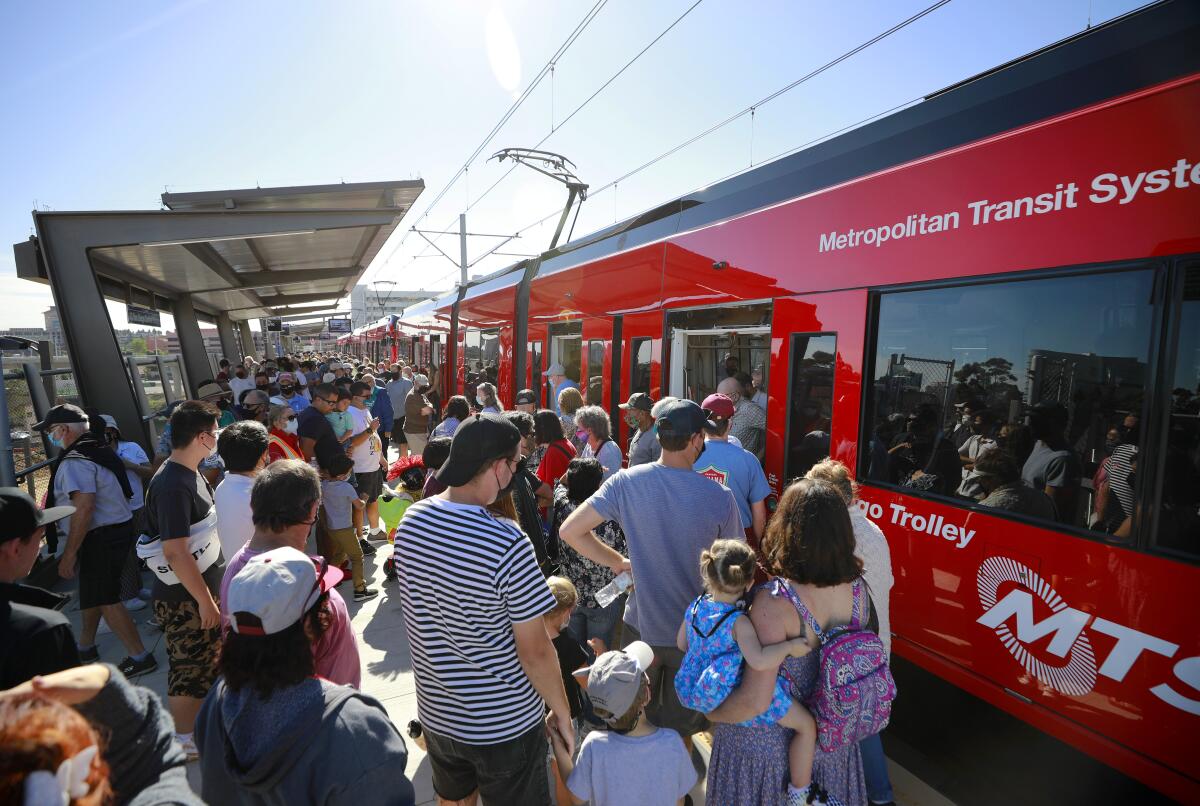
<box><xmin>213</xmin><ymin>421</ymin><xmax>270</xmax><ymax>561</ymax></box>
<box><xmin>274</xmin><ymin>372</ymin><xmax>309</xmax><ymax>415</ymax></box>
<box><xmin>695</xmin><ymin>393</ymin><xmax>771</xmax><ymax>542</ymax></box>
<box><xmin>228</xmin><ymin>363</ymin><xmax>256</xmax><ymax>404</ymax></box>
<box><xmin>559</xmin><ymin>399</ymin><xmax>742</xmax><ymax>750</ymax></box>
<box><xmin>574</xmin><ymin>406</ymin><xmax>622</xmax><ymax>482</ymax></box>
<box><xmin>394</xmin><ymin>414</ymin><xmax>625</xmax><ymax>805</ymax></box>
<box><xmin>619</xmin><ymin>393</ymin><xmax>661</xmax><ymax>468</ymax></box>
<box><xmin>476</xmin><ymin>381</ymin><xmax>503</xmax><ymax>414</ymax></box>
<box><xmin>717</xmin><ymin>376</ymin><xmax>766</xmax><ymax>461</ymax></box>
<box><xmin>266</xmin><ymin>404</ymin><xmax>304</xmax><ymax>463</ymax></box>
<box><xmin>403</xmin><ymin>374</ymin><xmax>435</xmax><ymax>455</ymax></box>
<box><xmin>35</xmin><ymin>405</ymin><xmax>154</xmax><ymax>680</ymax></box>
<box><xmin>236</xmin><ymin>389</ymin><xmax>271</xmax><ymax>427</ymax></box>
<box><xmin>142</xmin><ymin>400</ymin><xmax>227</xmax><ymax>761</ymax></box>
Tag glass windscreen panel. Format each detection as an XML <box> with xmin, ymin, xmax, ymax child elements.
<box><xmin>479</xmin><ymin>329</ymin><xmax>500</xmax><ymax>385</ymax></box>
<box><xmin>464</xmin><ymin>329</ymin><xmax>481</xmax><ymax>374</ymax></box>
<box><xmin>631</xmin><ymin>338</ymin><xmax>652</xmax><ymax>396</ymax></box>
<box><xmin>865</xmin><ymin>269</ymin><xmax>1155</xmax><ymax>536</ymax></box>
<box><xmin>786</xmin><ymin>334</ymin><xmax>837</xmax><ymax>481</ymax></box>
<box><xmin>587</xmin><ymin>339</ymin><xmax>605</xmax><ymax>405</ymax></box>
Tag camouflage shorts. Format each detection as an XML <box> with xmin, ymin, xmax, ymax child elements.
<box><xmin>153</xmin><ymin>598</ymin><xmax>221</xmax><ymax>699</ymax></box>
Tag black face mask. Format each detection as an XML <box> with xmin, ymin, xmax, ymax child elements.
<box><xmin>280</xmin><ymin>385</ymin><xmax>295</xmax><ymax>395</ymax></box>
<box><xmin>216</xmin><ymin>399</ymin><xmax>230</xmax><ymax>410</ymax></box>
<box><xmin>497</xmin><ymin>462</ymin><xmax>518</xmax><ymax>496</ymax></box>
<box><xmin>695</xmin><ymin>438</ymin><xmax>706</xmax><ymax>460</ymax></box>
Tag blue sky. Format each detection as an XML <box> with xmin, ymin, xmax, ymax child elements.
<box><xmin>0</xmin><ymin>0</ymin><xmax>1144</xmax><ymax>331</ymax></box>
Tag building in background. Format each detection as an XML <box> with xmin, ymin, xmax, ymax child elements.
<box><xmin>350</xmin><ymin>283</ymin><xmax>435</xmax><ymax>330</ymax></box>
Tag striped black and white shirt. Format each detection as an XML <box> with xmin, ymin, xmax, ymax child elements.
<box><xmin>394</xmin><ymin>496</ymin><xmax>556</xmax><ymax>744</ymax></box>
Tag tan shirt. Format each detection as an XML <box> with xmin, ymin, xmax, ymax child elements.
<box><xmin>405</xmin><ymin>391</ymin><xmax>431</xmax><ymax>434</ymax></box>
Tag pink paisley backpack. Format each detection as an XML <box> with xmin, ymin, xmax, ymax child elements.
<box><xmin>776</xmin><ymin>577</ymin><xmax>896</xmax><ymax>751</ymax></box>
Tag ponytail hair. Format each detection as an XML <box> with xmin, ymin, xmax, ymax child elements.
<box><xmin>700</xmin><ymin>539</ymin><xmax>757</xmax><ymax>595</ymax></box>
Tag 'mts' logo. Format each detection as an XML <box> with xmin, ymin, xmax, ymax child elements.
<box><xmin>976</xmin><ymin>556</ymin><xmax>1200</xmax><ymax>716</ymax></box>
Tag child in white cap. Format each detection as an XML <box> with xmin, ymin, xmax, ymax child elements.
<box><xmin>548</xmin><ymin>641</ymin><xmax>697</xmax><ymax>806</ymax></box>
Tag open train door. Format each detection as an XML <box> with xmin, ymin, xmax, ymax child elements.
<box><xmin>765</xmin><ymin>290</ymin><xmax>867</xmax><ymax>497</ymax></box>
<box><xmin>581</xmin><ymin>317</ymin><xmax>615</xmax><ymax>416</ymax></box>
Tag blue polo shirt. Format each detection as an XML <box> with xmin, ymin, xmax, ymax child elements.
<box><xmin>693</xmin><ymin>439</ymin><xmax>771</xmax><ymax>528</ymax></box>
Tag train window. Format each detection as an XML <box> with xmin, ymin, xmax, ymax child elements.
<box><xmin>1155</xmin><ymin>265</ymin><xmax>1200</xmax><ymax>559</ymax></box>
<box><xmin>785</xmin><ymin>334</ymin><xmax>837</xmax><ymax>481</ymax></box>
<box><xmin>630</xmin><ymin>338</ymin><xmax>652</xmax><ymax>396</ymax></box>
<box><xmin>479</xmin><ymin>329</ymin><xmax>500</xmax><ymax>384</ymax></box>
<box><xmin>464</xmin><ymin>329</ymin><xmax>481</xmax><ymax>369</ymax></box>
<box><xmin>548</xmin><ymin>322</ymin><xmax>583</xmax><ymax>406</ymax></box>
<box><xmin>586</xmin><ymin>339</ymin><xmax>605</xmax><ymax>405</ymax></box>
<box><xmin>529</xmin><ymin>341</ymin><xmax>543</xmax><ymax>406</ymax></box>
<box><xmin>864</xmin><ymin>269</ymin><xmax>1155</xmax><ymax>536</ymax></box>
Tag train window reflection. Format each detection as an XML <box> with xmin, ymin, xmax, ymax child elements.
<box><xmin>529</xmin><ymin>341</ymin><xmax>543</xmax><ymax>407</ymax></box>
<box><xmin>1156</xmin><ymin>268</ymin><xmax>1200</xmax><ymax>558</ymax></box>
<box><xmin>786</xmin><ymin>334</ymin><xmax>836</xmax><ymax>481</ymax></box>
<box><xmin>631</xmin><ymin>338</ymin><xmax>652</xmax><ymax>396</ymax></box>
<box><xmin>587</xmin><ymin>339</ymin><xmax>605</xmax><ymax>405</ymax></box>
<box><xmin>865</xmin><ymin>269</ymin><xmax>1155</xmax><ymax>537</ymax></box>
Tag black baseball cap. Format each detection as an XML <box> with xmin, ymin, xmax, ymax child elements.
<box><xmin>436</xmin><ymin>414</ymin><xmax>522</xmax><ymax>487</ymax></box>
<box><xmin>619</xmin><ymin>392</ymin><xmax>653</xmax><ymax>413</ymax></box>
<box><xmin>515</xmin><ymin>389</ymin><xmax>537</xmax><ymax>405</ymax></box>
<box><xmin>655</xmin><ymin>399</ymin><xmax>716</xmax><ymax>439</ymax></box>
<box><xmin>0</xmin><ymin>488</ymin><xmax>75</xmax><ymax>543</ymax></box>
<box><xmin>31</xmin><ymin>403</ymin><xmax>88</xmax><ymax>432</ymax></box>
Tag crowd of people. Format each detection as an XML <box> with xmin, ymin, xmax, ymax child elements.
<box><xmin>1</xmin><ymin>349</ymin><xmax>898</xmax><ymax>806</ymax></box>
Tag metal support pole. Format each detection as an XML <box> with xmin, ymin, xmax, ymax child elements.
<box><xmin>0</xmin><ymin>372</ymin><xmax>16</xmax><ymax>487</ymax></box>
<box><xmin>38</xmin><ymin>340</ymin><xmax>54</xmax><ymax>404</ymax></box>
<box><xmin>263</xmin><ymin>319</ymin><xmax>277</xmax><ymax>360</ymax></box>
<box><xmin>237</xmin><ymin>320</ymin><xmax>255</xmax><ymax>361</ymax></box>
<box><xmin>170</xmin><ymin>296</ymin><xmax>212</xmax><ymax>396</ymax></box>
<box><xmin>22</xmin><ymin>362</ymin><xmax>53</xmax><ymax>460</ymax></box>
<box><xmin>459</xmin><ymin>213</ymin><xmax>468</xmax><ymax>287</ymax></box>
<box><xmin>216</xmin><ymin>314</ymin><xmax>239</xmax><ymax>366</ymax></box>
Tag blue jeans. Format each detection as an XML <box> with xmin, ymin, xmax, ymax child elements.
<box><xmin>860</xmin><ymin>732</ymin><xmax>894</xmax><ymax>804</ymax></box>
<box><xmin>565</xmin><ymin>594</ymin><xmax>625</xmax><ymax>650</ymax></box>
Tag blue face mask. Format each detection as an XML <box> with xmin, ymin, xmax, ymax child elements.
<box><xmin>48</xmin><ymin>429</ymin><xmax>64</xmax><ymax>449</ymax></box>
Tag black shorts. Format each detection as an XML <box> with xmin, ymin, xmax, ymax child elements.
<box><xmin>394</xmin><ymin>421</ymin><xmax>408</xmax><ymax>445</ymax></box>
<box><xmin>77</xmin><ymin>520</ymin><xmax>136</xmax><ymax>609</ymax></box>
<box><xmin>356</xmin><ymin>469</ymin><xmax>384</xmax><ymax>504</ymax></box>
<box><xmin>425</xmin><ymin>721</ymin><xmax>549</xmax><ymax>804</ymax></box>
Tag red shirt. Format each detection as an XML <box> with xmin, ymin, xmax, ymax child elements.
<box><xmin>537</xmin><ymin>439</ymin><xmax>577</xmax><ymax>488</ymax></box>
<box><xmin>267</xmin><ymin>429</ymin><xmax>304</xmax><ymax>463</ymax></box>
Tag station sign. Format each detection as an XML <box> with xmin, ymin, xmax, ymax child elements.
<box><xmin>265</xmin><ymin>317</ymin><xmax>283</xmax><ymax>332</ymax></box>
<box><xmin>126</xmin><ymin>304</ymin><xmax>160</xmax><ymax>327</ymax></box>
<box><xmin>326</xmin><ymin>318</ymin><xmax>351</xmax><ymax>333</ymax></box>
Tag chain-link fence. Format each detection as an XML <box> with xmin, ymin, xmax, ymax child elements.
<box><xmin>2</xmin><ymin>356</ymin><xmax>80</xmax><ymax>505</ymax></box>
<box><xmin>882</xmin><ymin>353</ymin><xmax>957</xmax><ymax>430</ymax></box>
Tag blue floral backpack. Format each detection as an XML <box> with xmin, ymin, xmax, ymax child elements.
<box><xmin>776</xmin><ymin>577</ymin><xmax>896</xmax><ymax>751</ymax></box>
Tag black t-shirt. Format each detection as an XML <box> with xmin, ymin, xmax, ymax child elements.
<box><xmin>552</xmin><ymin>632</ymin><xmax>591</xmax><ymax>720</ymax></box>
<box><xmin>1</xmin><ymin>583</ymin><xmax>82</xmax><ymax>688</ymax></box>
<box><xmin>514</xmin><ymin>462</ymin><xmax>550</xmax><ymax>572</ymax></box>
<box><xmin>298</xmin><ymin>407</ymin><xmax>341</xmax><ymax>470</ymax></box>
<box><xmin>144</xmin><ymin>460</ymin><xmax>224</xmax><ymax>603</ymax></box>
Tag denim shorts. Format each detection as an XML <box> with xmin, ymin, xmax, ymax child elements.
<box><xmin>424</xmin><ymin>721</ymin><xmax>549</xmax><ymax>805</ymax></box>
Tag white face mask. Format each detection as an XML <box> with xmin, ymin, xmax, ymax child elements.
<box><xmin>207</xmin><ymin>431</ymin><xmax>220</xmax><ymax>459</ymax></box>
<box><xmin>284</xmin><ymin>418</ymin><xmax>299</xmax><ymax>435</ymax></box>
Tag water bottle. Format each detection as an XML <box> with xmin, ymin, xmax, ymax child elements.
<box><xmin>594</xmin><ymin>570</ymin><xmax>633</xmax><ymax>608</ymax></box>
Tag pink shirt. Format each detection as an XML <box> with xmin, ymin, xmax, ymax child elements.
<box><xmin>220</xmin><ymin>543</ymin><xmax>362</xmax><ymax>689</ymax></box>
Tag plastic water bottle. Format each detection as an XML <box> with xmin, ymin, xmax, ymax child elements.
<box><xmin>594</xmin><ymin>571</ymin><xmax>633</xmax><ymax>608</ymax></box>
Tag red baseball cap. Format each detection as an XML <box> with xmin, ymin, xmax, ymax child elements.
<box><xmin>701</xmin><ymin>393</ymin><xmax>735</xmax><ymax>420</ymax></box>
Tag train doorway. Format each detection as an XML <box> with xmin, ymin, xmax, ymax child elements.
<box><xmin>668</xmin><ymin>327</ymin><xmax>770</xmax><ymax>403</ymax></box>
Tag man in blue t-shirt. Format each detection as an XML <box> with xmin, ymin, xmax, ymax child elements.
<box><xmin>695</xmin><ymin>393</ymin><xmax>771</xmax><ymax>542</ymax></box>
<box><xmin>548</xmin><ymin>363</ymin><xmax>579</xmax><ymax>415</ymax></box>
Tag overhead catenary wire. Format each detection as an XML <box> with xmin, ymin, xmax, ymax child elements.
<box><xmin>368</xmin><ymin>0</ymin><xmax>609</xmax><ymax>278</ymax></box>
<box><xmin>396</xmin><ymin>0</ymin><xmax>952</xmax><ymax>293</ymax></box>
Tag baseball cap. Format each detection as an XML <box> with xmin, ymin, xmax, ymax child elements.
<box><xmin>515</xmin><ymin>389</ymin><xmax>537</xmax><ymax>405</ymax></box>
<box><xmin>0</xmin><ymin>487</ymin><xmax>75</xmax><ymax>544</ymax></box>
<box><xmin>701</xmin><ymin>392</ymin><xmax>735</xmax><ymax>420</ymax></box>
<box><xmin>586</xmin><ymin>641</ymin><xmax>655</xmax><ymax>721</ymax></box>
<box><xmin>227</xmin><ymin>547</ymin><xmax>344</xmax><ymax>636</ymax></box>
<box><xmin>655</xmin><ymin>399</ymin><xmax>715</xmax><ymax>439</ymax></box>
<box><xmin>32</xmin><ymin>403</ymin><xmax>88</xmax><ymax>432</ymax></box>
<box><xmin>618</xmin><ymin>393</ymin><xmax>653</xmax><ymax>413</ymax></box>
<box><xmin>436</xmin><ymin>414</ymin><xmax>521</xmax><ymax>487</ymax></box>
<box><xmin>99</xmin><ymin>414</ymin><xmax>119</xmax><ymax>433</ymax></box>
<box><xmin>197</xmin><ymin>382</ymin><xmax>232</xmax><ymax>400</ymax></box>
<box><xmin>277</xmin><ymin>372</ymin><xmax>296</xmax><ymax>384</ymax></box>
<box><xmin>412</xmin><ymin>373</ymin><xmax>429</xmax><ymax>387</ymax></box>
<box><xmin>547</xmin><ymin>363</ymin><xmax>566</xmax><ymax>376</ymax></box>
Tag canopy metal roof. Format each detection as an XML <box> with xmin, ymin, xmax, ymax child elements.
<box><xmin>20</xmin><ymin>180</ymin><xmax>423</xmax><ymax>323</ymax></box>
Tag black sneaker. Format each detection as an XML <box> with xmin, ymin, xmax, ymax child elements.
<box><xmin>118</xmin><ymin>654</ymin><xmax>158</xmax><ymax>678</ymax></box>
<box><xmin>359</xmin><ymin>537</ymin><xmax>377</xmax><ymax>557</ymax></box>
<box><xmin>78</xmin><ymin>645</ymin><xmax>100</xmax><ymax>663</ymax></box>
<box><xmin>353</xmin><ymin>587</ymin><xmax>380</xmax><ymax>602</ymax></box>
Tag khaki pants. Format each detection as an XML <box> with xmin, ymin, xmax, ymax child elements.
<box><xmin>327</xmin><ymin>526</ymin><xmax>365</xmax><ymax>590</ymax></box>
<box><xmin>405</xmin><ymin>432</ymin><xmax>428</xmax><ymax>456</ymax></box>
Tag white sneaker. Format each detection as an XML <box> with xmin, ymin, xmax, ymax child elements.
<box><xmin>124</xmin><ymin>598</ymin><xmax>147</xmax><ymax>611</ymax></box>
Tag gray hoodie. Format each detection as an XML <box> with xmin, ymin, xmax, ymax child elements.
<box><xmin>196</xmin><ymin>677</ymin><xmax>415</xmax><ymax>806</ymax></box>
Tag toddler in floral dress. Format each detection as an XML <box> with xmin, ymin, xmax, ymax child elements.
<box><xmin>675</xmin><ymin>539</ymin><xmax>828</xmax><ymax>806</ymax></box>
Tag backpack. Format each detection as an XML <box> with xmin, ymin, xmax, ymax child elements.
<box><xmin>776</xmin><ymin>577</ymin><xmax>896</xmax><ymax>752</ymax></box>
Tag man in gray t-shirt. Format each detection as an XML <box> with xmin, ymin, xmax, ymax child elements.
<box><xmin>620</xmin><ymin>393</ymin><xmax>662</xmax><ymax>467</ymax></box>
<box><xmin>560</xmin><ymin>399</ymin><xmax>742</xmax><ymax>739</ymax></box>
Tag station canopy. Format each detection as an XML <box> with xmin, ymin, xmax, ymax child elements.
<box><xmin>47</xmin><ymin>180</ymin><xmax>423</xmax><ymax>322</ymax></box>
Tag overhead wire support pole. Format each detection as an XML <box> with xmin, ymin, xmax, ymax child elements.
<box><xmin>459</xmin><ymin>214</ymin><xmax>468</xmax><ymax>286</ymax></box>
<box><xmin>491</xmin><ymin>148</ymin><xmax>588</xmax><ymax>250</ymax></box>
<box><xmin>413</xmin><ymin>227</ymin><xmax>462</xmax><ymax>269</ymax></box>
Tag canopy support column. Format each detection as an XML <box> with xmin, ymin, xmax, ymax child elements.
<box><xmin>216</xmin><ymin>314</ymin><xmax>239</xmax><ymax>366</ymax></box>
<box><xmin>237</xmin><ymin>321</ymin><xmax>255</xmax><ymax>361</ymax></box>
<box><xmin>171</xmin><ymin>295</ymin><xmax>213</xmax><ymax>396</ymax></box>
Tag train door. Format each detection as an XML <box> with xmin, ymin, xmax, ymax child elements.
<box><xmin>527</xmin><ymin>324</ymin><xmax>546</xmax><ymax>406</ymax></box>
<box><xmin>767</xmin><ymin>290</ymin><xmax>866</xmax><ymax>494</ymax></box>
<box><xmin>583</xmin><ymin>319</ymin><xmax>613</xmax><ymax>410</ymax></box>
<box><xmin>664</xmin><ymin>302</ymin><xmax>773</xmax><ymax>406</ymax></box>
<box><xmin>547</xmin><ymin>321</ymin><xmax>582</xmax><ymax>409</ymax></box>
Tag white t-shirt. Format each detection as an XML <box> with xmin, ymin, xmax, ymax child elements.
<box><xmin>347</xmin><ymin>405</ymin><xmax>382</xmax><ymax>474</ymax></box>
<box><xmin>849</xmin><ymin>505</ymin><xmax>894</xmax><ymax>656</ymax></box>
<box><xmin>567</xmin><ymin>727</ymin><xmax>697</xmax><ymax>806</ymax></box>
<box><xmin>580</xmin><ymin>440</ymin><xmax>624</xmax><ymax>481</ymax></box>
<box><xmin>213</xmin><ymin>473</ymin><xmax>256</xmax><ymax>560</ymax></box>
<box><xmin>228</xmin><ymin>376</ymin><xmax>256</xmax><ymax>405</ymax></box>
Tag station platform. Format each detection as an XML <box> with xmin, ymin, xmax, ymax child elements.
<box><xmin>57</xmin><ymin>542</ymin><xmax>955</xmax><ymax>806</ymax></box>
